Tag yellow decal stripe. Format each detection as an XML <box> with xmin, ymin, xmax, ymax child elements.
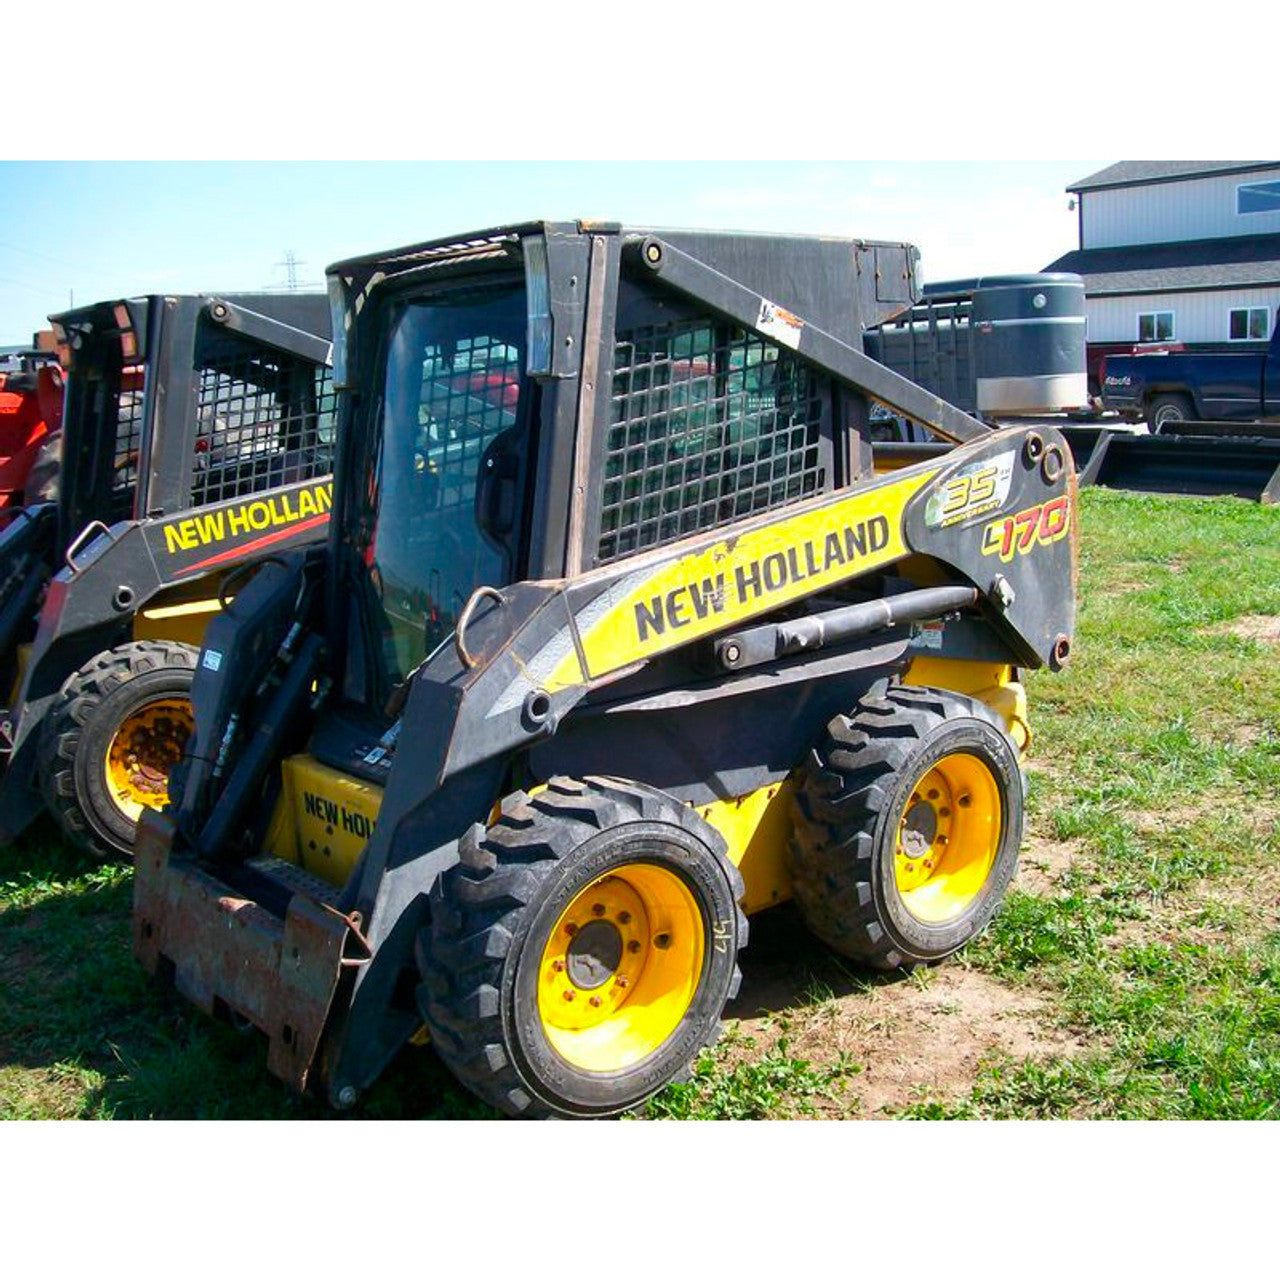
<box><xmin>161</xmin><ymin>481</ymin><xmax>333</xmax><ymax>556</ymax></box>
<box><xmin>553</xmin><ymin>468</ymin><xmax>937</xmax><ymax>685</ymax></box>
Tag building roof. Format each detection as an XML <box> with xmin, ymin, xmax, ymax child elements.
<box><xmin>1068</xmin><ymin>161</ymin><xmax>1279</xmax><ymax>193</ymax></box>
<box><xmin>1042</xmin><ymin>233</ymin><xmax>1280</xmax><ymax>296</ymax></box>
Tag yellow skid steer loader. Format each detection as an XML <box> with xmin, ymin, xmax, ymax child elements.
<box><xmin>134</xmin><ymin>222</ymin><xmax>1077</xmax><ymax>1118</ymax></box>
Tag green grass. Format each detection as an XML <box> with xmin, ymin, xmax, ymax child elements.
<box><xmin>644</xmin><ymin>1035</ymin><xmax>861</xmax><ymax>1121</ymax></box>
<box><xmin>2</xmin><ymin>487</ymin><xmax>1279</xmax><ymax>1119</ymax></box>
<box><xmin>891</xmin><ymin>489</ymin><xmax>1280</xmax><ymax>1119</ymax></box>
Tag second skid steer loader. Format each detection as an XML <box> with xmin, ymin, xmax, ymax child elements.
<box><xmin>134</xmin><ymin>221</ymin><xmax>1077</xmax><ymax>1118</ymax></box>
<box><xmin>0</xmin><ymin>294</ymin><xmax>334</xmax><ymax>859</ymax></box>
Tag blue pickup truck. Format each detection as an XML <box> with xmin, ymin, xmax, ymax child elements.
<box><xmin>1101</xmin><ymin>316</ymin><xmax>1280</xmax><ymax>430</ymax></box>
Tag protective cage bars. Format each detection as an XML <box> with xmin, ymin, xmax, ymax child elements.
<box><xmin>597</xmin><ymin>318</ymin><xmax>828</xmax><ymax>563</ymax></box>
<box><xmin>109</xmin><ymin>376</ymin><xmax>146</xmax><ymax>522</ymax></box>
<box><xmin>190</xmin><ymin>337</ymin><xmax>336</xmax><ymax>507</ymax></box>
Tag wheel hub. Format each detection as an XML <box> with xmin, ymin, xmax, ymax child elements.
<box><xmin>105</xmin><ymin>698</ymin><xmax>194</xmax><ymax>823</ymax></box>
<box><xmin>566</xmin><ymin>919</ymin><xmax>623</xmax><ymax>989</ymax></box>
<box><xmin>894</xmin><ymin>752</ymin><xmax>1001</xmax><ymax>924</ymax></box>
<box><xmin>537</xmin><ymin>863</ymin><xmax>705</xmax><ymax>1073</ymax></box>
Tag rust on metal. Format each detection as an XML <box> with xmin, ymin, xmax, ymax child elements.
<box><xmin>134</xmin><ymin>810</ymin><xmax>351</xmax><ymax>1095</ymax></box>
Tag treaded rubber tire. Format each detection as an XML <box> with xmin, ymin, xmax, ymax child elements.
<box><xmin>416</xmin><ymin>776</ymin><xmax>748</xmax><ymax>1119</ymax></box>
<box><xmin>790</xmin><ymin>684</ymin><xmax>1024</xmax><ymax>971</ymax></box>
<box><xmin>37</xmin><ymin>640</ymin><xmax>198</xmax><ymax>861</ymax></box>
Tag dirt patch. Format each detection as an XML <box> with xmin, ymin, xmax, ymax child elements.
<box><xmin>1018</xmin><ymin>835</ymin><xmax>1082</xmax><ymax>894</ymax></box>
<box><xmin>1230</xmin><ymin>723</ymin><xmax>1270</xmax><ymax>749</ymax></box>
<box><xmin>1207</xmin><ymin>615</ymin><xmax>1280</xmax><ymax>645</ymax></box>
<box><xmin>1132</xmin><ymin>792</ymin><xmax>1278</xmax><ymax>838</ymax></box>
<box><xmin>727</xmin><ymin>910</ymin><xmax>1084</xmax><ymax>1118</ymax></box>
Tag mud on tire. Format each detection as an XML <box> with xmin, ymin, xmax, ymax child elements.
<box><xmin>416</xmin><ymin>776</ymin><xmax>748</xmax><ymax>1119</ymax></box>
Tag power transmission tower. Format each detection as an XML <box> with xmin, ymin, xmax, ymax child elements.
<box><xmin>275</xmin><ymin>250</ymin><xmax>305</xmax><ymax>291</ymax></box>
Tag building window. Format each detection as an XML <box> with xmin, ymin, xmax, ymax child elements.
<box><xmin>1138</xmin><ymin>311</ymin><xmax>1174</xmax><ymax>343</ymax></box>
<box><xmin>1237</xmin><ymin>181</ymin><xmax>1280</xmax><ymax>215</ymax></box>
<box><xmin>1228</xmin><ymin>307</ymin><xmax>1270</xmax><ymax>341</ymax></box>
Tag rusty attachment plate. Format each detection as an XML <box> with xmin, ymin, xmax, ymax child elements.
<box><xmin>133</xmin><ymin>811</ymin><xmax>352</xmax><ymax>1095</ymax></box>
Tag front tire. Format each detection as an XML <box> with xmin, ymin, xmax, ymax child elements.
<box><xmin>417</xmin><ymin>776</ymin><xmax>747</xmax><ymax>1119</ymax></box>
<box><xmin>38</xmin><ymin>641</ymin><xmax>197</xmax><ymax>860</ymax></box>
<box><xmin>790</xmin><ymin>685</ymin><xmax>1023</xmax><ymax>970</ymax></box>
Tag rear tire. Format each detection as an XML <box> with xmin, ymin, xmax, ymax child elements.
<box><xmin>417</xmin><ymin>776</ymin><xmax>747</xmax><ymax>1119</ymax></box>
<box><xmin>38</xmin><ymin>641</ymin><xmax>197</xmax><ymax>861</ymax></box>
<box><xmin>790</xmin><ymin>684</ymin><xmax>1023</xmax><ymax>970</ymax></box>
<box><xmin>1148</xmin><ymin>393</ymin><xmax>1195</xmax><ymax>433</ymax></box>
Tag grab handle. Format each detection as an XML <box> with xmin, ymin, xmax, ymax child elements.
<box><xmin>454</xmin><ymin>586</ymin><xmax>506</xmax><ymax>670</ymax></box>
<box><xmin>64</xmin><ymin>521</ymin><xmax>114</xmax><ymax>576</ymax></box>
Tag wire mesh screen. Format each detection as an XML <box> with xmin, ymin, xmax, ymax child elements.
<box><xmin>598</xmin><ymin>320</ymin><xmax>827</xmax><ymax>563</ymax></box>
<box><xmin>108</xmin><ymin>371</ymin><xmax>146</xmax><ymax>521</ymax></box>
<box><xmin>191</xmin><ymin>336</ymin><xmax>336</xmax><ymax>506</ymax></box>
<box><xmin>416</xmin><ymin>334</ymin><xmax>522</xmax><ymax>520</ymax></box>
<box><xmin>365</xmin><ymin>300</ymin><xmax>525</xmax><ymax>686</ymax></box>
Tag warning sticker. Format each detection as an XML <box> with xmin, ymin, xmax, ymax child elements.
<box><xmin>756</xmin><ymin>299</ymin><xmax>804</xmax><ymax>350</ymax></box>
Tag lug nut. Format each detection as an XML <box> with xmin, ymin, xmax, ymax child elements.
<box><xmin>563</xmin><ymin>990</ymin><xmax>575</xmax><ymax>1002</ymax></box>
<box><xmin>616</xmin><ymin>976</ymin><xmax>629</xmax><ymax>988</ymax></box>
<box><xmin>927</xmin><ymin>789</ymin><xmax>940</xmax><ymax>801</ymax></box>
<box><xmin>592</xmin><ymin>903</ymin><xmax>606</xmax><ymax>917</ymax></box>
<box><xmin>939</xmin><ymin>807</ymin><xmax>951</xmax><ymax>818</ymax></box>
<box><xmin>618</xmin><ymin>910</ymin><xmax>632</xmax><ymax>924</ymax></box>
<box><xmin>552</xmin><ymin>959</ymin><xmax>565</xmax><ymax>972</ymax></box>
<box><xmin>565</xmin><ymin>923</ymin><xmax>577</xmax><ymax>936</ymax></box>
<box><xmin>589</xmin><ymin>996</ymin><xmax>602</xmax><ymax>1008</ymax></box>
<box><xmin>627</xmin><ymin>940</ymin><xmax>641</xmax><ymax>954</ymax></box>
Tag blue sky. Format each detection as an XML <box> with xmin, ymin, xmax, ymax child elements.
<box><xmin>0</xmin><ymin>161</ymin><xmax>1103</xmax><ymax>344</ymax></box>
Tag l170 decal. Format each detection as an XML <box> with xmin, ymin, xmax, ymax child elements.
<box><xmin>981</xmin><ymin>495</ymin><xmax>1070</xmax><ymax>563</ymax></box>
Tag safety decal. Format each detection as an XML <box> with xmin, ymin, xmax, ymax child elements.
<box><xmin>924</xmin><ymin>450</ymin><xmax>1015</xmax><ymax>530</ymax></box>
<box><xmin>981</xmin><ymin>495</ymin><xmax>1070</xmax><ymax>562</ymax></box>
<box><xmin>755</xmin><ymin>299</ymin><xmax>804</xmax><ymax>350</ymax></box>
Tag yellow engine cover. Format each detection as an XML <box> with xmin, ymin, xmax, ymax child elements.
<box><xmin>266</xmin><ymin>754</ymin><xmax>385</xmax><ymax>887</ymax></box>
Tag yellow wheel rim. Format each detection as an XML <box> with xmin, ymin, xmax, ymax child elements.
<box><xmin>894</xmin><ymin>752</ymin><xmax>1001</xmax><ymax>924</ymax></box>
<box><xmin>104</xmin><ymin>697</ymin><xmax>194</xmax><ymax>824</ymax></box>
<box><xmin>537</xmin><ymin>864</ymin><xmax>705</xmax><ymax>1073</ymax></box>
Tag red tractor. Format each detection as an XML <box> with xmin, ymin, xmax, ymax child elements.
<box><xmin>0</xmin><ymin>336</ymin><xmax>65</xmax><ymax>521</ymax></box>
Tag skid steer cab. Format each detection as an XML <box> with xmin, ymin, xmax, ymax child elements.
<box><xmin>134</xmin><ymin>221</ymin><xmax>1078</xmax><ymax>1119</ymax></box>
<box><xmin>0</xmin><ymin>293</ymin><xmax>335</xmax><ymax>860</ymax></box>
